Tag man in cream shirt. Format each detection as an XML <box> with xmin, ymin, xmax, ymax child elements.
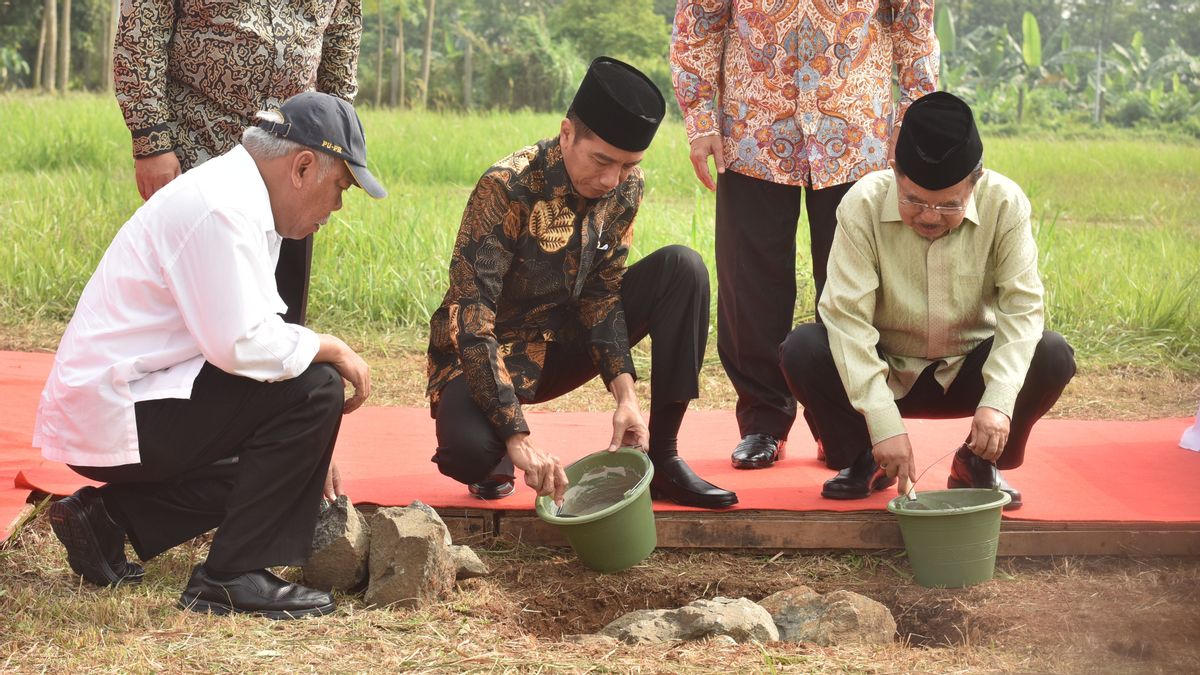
<box><xmin>35</xmin><ymin>92</ymin><xmax>385</xmax><ymax>617</ymax></box>
<box><xmin>779</xmin><ymin>92</ymin><xmax>1076</xmax><ymax>510</ymax></box>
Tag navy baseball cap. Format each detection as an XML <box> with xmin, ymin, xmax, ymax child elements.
<box><xmin>255</xmin><ymin>91</ymin><xmax>387</xmax><ymax>199</ymax></box>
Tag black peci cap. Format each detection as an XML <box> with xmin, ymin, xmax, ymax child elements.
<box><xmin>255</xmin><ymin>91</ymin><xmax>387</xmax><ymax>199</ymax></box>
<box><xmin>570</xmin><ymin>57</ymin><xmax>665</xmax><ymax>152</ymax></box>
<box><xmin>894</xmin><ymin>91</ymin><xmax>983</xmax><ymax>190</ymax></box>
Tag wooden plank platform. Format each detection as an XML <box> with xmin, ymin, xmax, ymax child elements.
<box><xmin>434</xmin><ymin>508</ymin><xmax>1200</xmax><ymax>556</ymax></box>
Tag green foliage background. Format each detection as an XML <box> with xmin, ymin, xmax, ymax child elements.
<box><xmin>1</xmin><ymin>94</ymin><xmax>1197</xmax><ymax>372</ymax></box>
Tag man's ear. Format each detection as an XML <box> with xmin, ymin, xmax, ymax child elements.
<box><xmin>559</xmin><ymin>118</ymin><xmax>573</xmax><ymax>147</ymax></box>
<box><xmin>291</xmin><ymin>150</ymin><xmax>318</xmax><ymax>189</ymax></box>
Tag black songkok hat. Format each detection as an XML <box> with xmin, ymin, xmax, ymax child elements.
<box><xmin>894</xmin><ymin>91</ymin><xmax>983</xmax><ymax>190</ymax></box>
<box><xmin>569</xmin><ymin>57</ymin><xmax>666</xmax><ymax>152</ymax></box>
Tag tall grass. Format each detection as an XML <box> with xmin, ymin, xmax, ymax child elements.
<box><xmin>1</xmin><ymin>94</ymin><xmax>1197</xmax><ymax>370</ymax></box>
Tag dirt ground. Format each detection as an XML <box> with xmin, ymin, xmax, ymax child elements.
<box><xmin>474</xmin><ymin>547</ymin><xmax>1200</xmax><ymax>673</ymax></box>
<box><xmin>4</xmin><ymin>324</ymin><xmax>1199</xmax><ymax>672</ymax></box>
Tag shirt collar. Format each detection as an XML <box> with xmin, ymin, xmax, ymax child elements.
<box><xmin>882</xmin><ymin>169</ymin><xmax>981</xmax><ymax>227</ymax></box>
<box><xmin>228</xmin><ymin>145</ymin><xmax>280</xmax><ymax>237</ymax></box>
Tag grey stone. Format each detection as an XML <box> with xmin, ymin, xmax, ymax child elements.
<box><xmin>599</xmin><ymin>609</ymin><xmax>677</xmax><ymax>644</ymax></box>
<box><xmin>562</xmin><ymin>634</ymin><xmax>620</xmax><ymax>647</ymax></box>
<box><xmin>759</xmin><ymin>586</ymin><xmax>896</xmax><ymax>646</ymax></box>
<box><xmin>450</xmin><ymin>544</ymin><xmax>490</xmax><ymax>579</ymax></box>
<box><xmin>673</xmin><ymin>597</ymin><xmax>780</xmax><ymax>643</ymax></box>
<box><xmin>600</xmin><ymin>597</ymin><xmax>779</xmax><ymax>645</ymax></box>
<box><xmin>302</xmin><ymin>496</ymin><xmax>370</xmax><ymax>591</ymax></box>
<box><xmin>406</xmin><ymin>499</ymin><xmax>452</xmax><ymax>546</ymax></box>
<box><xmin>709</xmin><ymin>635</ymin><xmax>738</xmax><ymax>647</ymax></box>
<box><xmin>364</xmin><ymin>506</ymin><xmax>456</xmax><ymax>608</ymax></box>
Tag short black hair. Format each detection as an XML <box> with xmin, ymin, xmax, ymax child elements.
<box><xmin>565</xmin><ymin>106</ymin><xmax>595</xmax><ymax>139</ymax></box>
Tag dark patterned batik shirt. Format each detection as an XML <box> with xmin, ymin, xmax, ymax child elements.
<box><xmin>114</xmin><ymin>0</ymin><xmax>361</xmax><ymax>169</ymax></box>
<box><xmin>427</xmin><ymin>138</ymin><xmax>642</xmax><ymax>439</ymax></box>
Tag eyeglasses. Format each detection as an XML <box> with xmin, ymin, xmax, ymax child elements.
<box><xmin>899</xmin><ymin>199</ymin><xmax>966</xmax><ymax>215</ymax></box>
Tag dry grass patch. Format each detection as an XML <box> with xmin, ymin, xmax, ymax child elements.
<box><xmin>4</xmin><ymin>509</ymin><xmax>1198</xmax><ymax>673</ymax></box>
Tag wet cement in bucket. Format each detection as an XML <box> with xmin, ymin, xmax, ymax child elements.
<box><xmin>550</xmin><ymin>465</ymin><xmax>644</xmax><ymax>518</ymax></box>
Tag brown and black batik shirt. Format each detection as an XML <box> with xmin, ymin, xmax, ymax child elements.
<box><xmin>114</xmin><ymin>0</ymin><xmax>361</xmax><ymax>169</ymax></box>
<box><xmin>427</xmin><ymin>138</ymin><xmax>642</xmax><ymax>439</ymax></box>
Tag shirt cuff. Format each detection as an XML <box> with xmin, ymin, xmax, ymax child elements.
<box><xmin>594</xmin><ymin>348</ymin><xmax>637</xmax><ymax>386</ymax></box>
<box><xmin>131</xmin><ymin>124</ymin><xmax>175</xmax><ymax>158</ymax></box>
<box><xmin>978</xmin><ymin>383</ymin><xmax>1019</xmax><ymax>419</ymax></box>
<box><xmin>865</xmin><ymin>405</ymin><xmax>907</xmax><ymax>446</ymax></box>
<box><xmin>281</xmin><ymin>327</ymin><xmax>322</xmax><ymax>377</ymax></box>
<box><xmin>685</xmin><ymin>112</ymin><xmax>720</xmax><ymax>144</ymax></box>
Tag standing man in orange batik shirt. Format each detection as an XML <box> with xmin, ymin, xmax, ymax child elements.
<box><xmin>670</xmin><ymin>0</ymin><xmax>939</xmax><ymax>471</ymax></box>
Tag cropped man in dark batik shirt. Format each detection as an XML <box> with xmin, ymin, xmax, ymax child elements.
<box><xmin>427</xmin><ymin>58</ymin><xmax>736</xmax><ymax>509</ymax></box>
<box><xmin>113</xmin><ymin>0</ymin><xmax>362</xmax><ymax>326</ymax></box>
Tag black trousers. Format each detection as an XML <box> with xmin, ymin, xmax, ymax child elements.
<box><xmin>69</xmin><ymin>362</ymin><xmax>344</xmax><ymax>573</ymax></box>
<box><xmin>715</xmin><ymin>170</ymin><xmax>854</xmax><ymax>440</ymax></box>
<box><xmin>779</xmin><ymin>324</ymin><xmax>1077</xmax><ymax>471</ymax></box>
<box><xmin>432</xmin><ymin>245</ymin><xmax>710</xmax><ymax>485</ymax></box>
<box><xmin>276</xmin><ymin>235</ymin><xmax>313</xmax><ymax>326</ymax></box>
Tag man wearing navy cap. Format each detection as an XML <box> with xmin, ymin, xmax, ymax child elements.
<box><xmin>778</xmin><ymin>92</ymin><xmax>1076</xmax><ymax>509</ymax></box>
<box><xmin>36</xmin><ymin>92</ymin><xmax>384</xmax><ymax>617</ymax></box>
<box><xmin>427</xmin><ymin>57</ymin><xmax>737</xmax><ymax>510</ymax></box>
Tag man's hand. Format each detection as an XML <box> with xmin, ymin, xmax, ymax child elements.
<box><xmin>324</xmin><ymin>462</ymin><xmax>343</xmax><ymax>500</ymax></box>
<box><xmin>872</xmin><ymin>434</ymin><xmax>917</xmax><ymax>489</ymax></box>
<box><xmin>135</xmin><ymin>152</ymin><xmax>182</xmax><ymax>201</ymax></box>
<box><xmin>688</xmin><ymin>135</ymin><xmax>725</xmax><ymax>191</ymax></box>
<box><xmin>315</xmin><ymin>334</ymin><xmax>371</xmax><ymax>413</ymax></box>
<box><xmin>606</xmin><ymin>373</ymin><xmax>648</xmax><ymax>452</ymax></box>
<box><xmin>608</xmin><ymin>400</ymin><xmax>649</xmax><ymax>453</ymax></box>
<box><xmin>506</xmin><ymin>433</ymin><xmax>569</xmax><ymax>505</ymax></box>
<box><xmin>968</xmin><ymin>406</ymin><xmax>1011</xmax><ymax>463</ymax></box>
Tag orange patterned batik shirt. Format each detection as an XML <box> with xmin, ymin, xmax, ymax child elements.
<box><xmin>670</xmin><ymin>0</ymin><xmax>939</xmax><ymax>189</ymax></box>
<box><xmin>426</xmin><ymin>138</ymin><xmax>641</xmax><ymax>439</ymax></box>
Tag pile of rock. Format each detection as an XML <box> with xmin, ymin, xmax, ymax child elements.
<box><xmin>590</xmin><ymin>586</ymin><xmax>896</xmax><ymax>646</ymax></box>
<box><xmin>302</xmin><ymin>497</ymin><xmax>488</xmax><ymax>608</ymax></box>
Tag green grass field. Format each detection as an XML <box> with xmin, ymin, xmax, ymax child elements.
<box><xmin>1</xmin><ymin>94</ymin><xmax>1197</xmax><ymax>371</ymax></box>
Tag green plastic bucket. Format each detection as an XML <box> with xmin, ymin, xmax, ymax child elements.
<box><xmin>886</xmin><ymin>488</ymin><xmax>1012</xmax><ymax>588</ymax></box>
<box><xmin>535</xmin><ymin>448</ymin><xmax>656</xmax><ymax>573</ymax></box>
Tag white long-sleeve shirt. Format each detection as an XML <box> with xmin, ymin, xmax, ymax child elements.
<box><xmin>34</xmin><ymin>146</ymin><xmax>321</xmax><ymax>467</ymax></box>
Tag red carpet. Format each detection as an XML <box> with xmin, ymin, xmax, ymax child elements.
<box><xmin>3</xmin><ymin>351</ymin><xmax>1198</xmax><ymax>542</ymax></box>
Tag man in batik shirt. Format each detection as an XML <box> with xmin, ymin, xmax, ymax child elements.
<box><xmin>670</xmin><ymin>1</ymin><xmax>939</xmax><ymax>471</ymax></box>
<box><xmin>113</xmin><ymin>0</ymin><xmax>362</xmax><ymax>325</ymax></box>
<box><xmin>427</xmin><ymin>57</ymin><xmax>736</xmax><ymax>510</ymax></box>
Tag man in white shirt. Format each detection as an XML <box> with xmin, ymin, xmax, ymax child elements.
<box><xmin>35</xmin><ymin>92</ymin><xmax>386</xmax><ymax>619</ymax></box>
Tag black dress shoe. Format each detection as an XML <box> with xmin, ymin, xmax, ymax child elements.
<box><xmin>178</xmin><ymin>565</ymin><xmax>336</xmax><ymax>619</ymax></box>
<box><xmin>47</xmin><ymin>486</ymin><xmax>145</xmax><ymax>587</ymax></box>
<box><xmin>821</xmin><ymin>454</ymin><xmax>896</xmax><ymax>499</ymax></box>
<box><xmin>650</xmin><ymin>455</ymin><xmax>738</xmax><ymax>509</ymax></box>
<box><xmin>468</xmin><ymin>477</ymin><xmax>515</xmax><ymax>500</ymax></box>
<box><xmin>947</xmin><ymin>445</ymin><xmax>1022</xmax><ymax>511</ymax></box>
<box><xmin>730</xmin><ymin>433</ymin><xmax>783</xmax><ymax>469</ymax></box>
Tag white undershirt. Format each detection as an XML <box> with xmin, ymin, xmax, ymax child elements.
<box><xmin>33</xmin><ymin>146</ymin><xmax>320</xmax><ymax>467</ymax></box>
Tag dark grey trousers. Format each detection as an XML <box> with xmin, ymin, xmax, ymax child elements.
<box><xmin>715</xmin><ymin>170</ymin><xmax>854</xmax><ymax>440</ymax></box>
<box><xmin>779</xmin><ymin>324</ymin><xmax>1077</xmax><ymax>470</ymax></box>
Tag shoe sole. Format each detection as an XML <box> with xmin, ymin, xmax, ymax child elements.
<box><xmin>177</xmin><ymin>593</ymin><xmax>336</xmax><ymax>620</ymax></box>
<box><xmin>947</xmin><ymin>477</ymin><xmax>1022</xmax><ymax>511</ymax></box>
<box><xmin>48</xmin><ymin>497</ymin><xmax>141</xmax><ymax>588</ymax></box>
<box><xmin>469</xmin><ymin>485</ymin><xmax>516</xmax><ymax>500</ymax></box>
<box><xmin>731</xmin><ymin>459</ymin><xmax>776</xmax><ymax>470</ymax></box>
<box><xmin>649</xmin><ymin>486</ymin><xmax>739</xmax><ymax>509</ymax></box>
<box><xmin>821</xmin><ymin>475</ymin><xmax>897</xmax><ymax>500</ymax></box>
